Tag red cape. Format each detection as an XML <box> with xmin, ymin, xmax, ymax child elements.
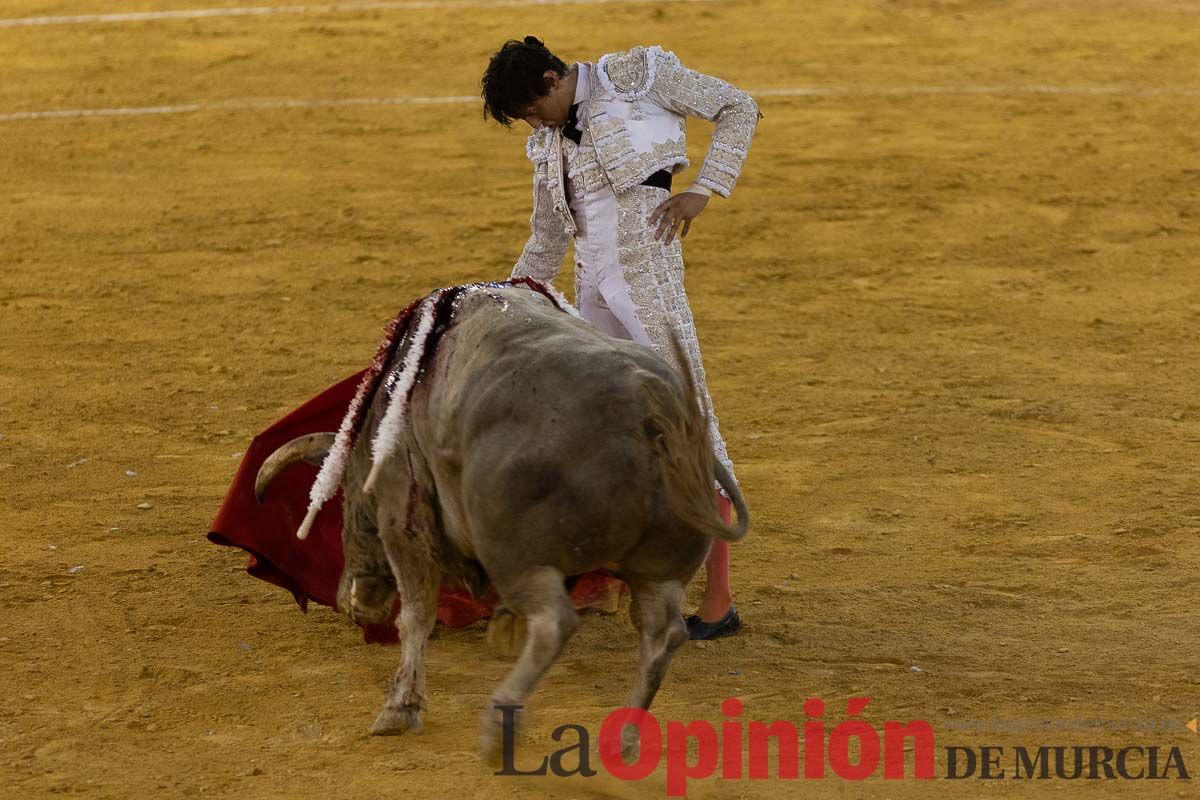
<box><xmin>207</xmin><ymin>372</ymin><xmax>625</xmax><ymax>643</ymax></box>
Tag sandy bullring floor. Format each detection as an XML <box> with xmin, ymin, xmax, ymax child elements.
<box><xmin>2</xmin><ymin>0</ymin><xmax>1200</xmax><ymax>797</ymax></box>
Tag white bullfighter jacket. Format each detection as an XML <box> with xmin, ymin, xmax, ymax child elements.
<box><xmin>509</xmin><ymin>45</ymin><xmax>759</xmax><ymax>481</ymax></box>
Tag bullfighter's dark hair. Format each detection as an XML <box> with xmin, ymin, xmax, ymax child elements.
<box><xmin>480</xmin><ymin>36</ymin><xmax>568</xmax><ymax>127</ymax></box>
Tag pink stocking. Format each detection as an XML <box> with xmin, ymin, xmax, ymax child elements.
<box><xmin>696</xmin><ymin>491</ymin><xmax>734</xmax><ymax>621</ymax></box>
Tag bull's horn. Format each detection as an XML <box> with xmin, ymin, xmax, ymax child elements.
<box><xmin>254</xmin><ymin>432</ymin><xmax>335</xmax><ymax>503</ymax></box>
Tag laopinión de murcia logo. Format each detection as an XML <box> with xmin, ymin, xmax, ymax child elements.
<box><xmin>494</xmin><ymin>697</ymin><xmax>1193</xmax><ymax>795</ymax></box>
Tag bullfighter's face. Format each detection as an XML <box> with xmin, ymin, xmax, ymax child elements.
<box><xmin>519</xmin><ymin>67</ymin><xmax>575</xmax><ymax>131</ymax></box>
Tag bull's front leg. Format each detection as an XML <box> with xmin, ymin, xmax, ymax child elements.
<box><xmin>370</xmin><ymin>488</ymin><xmax>441</xmax><ymax>737</ymax></box>
<box><xmin>338</xmin><ymin>500</ymin><xmax>398</xmax><ymax>625</ymax></box>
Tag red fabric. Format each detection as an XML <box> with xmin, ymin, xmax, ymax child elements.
<box><xmin>207</xmin><ymin>372</ymin><xmax>625</xmax><ymax>643</ymax></box>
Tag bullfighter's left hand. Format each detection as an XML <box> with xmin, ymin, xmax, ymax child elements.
<box><xmin>649</xmin><ymin>192</ymin><xmax>709</xmax><ymax>244</ymax></box>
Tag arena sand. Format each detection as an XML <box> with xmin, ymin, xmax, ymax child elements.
<box><xmin>2</xmin><ymin>0</ymin><xmax>1199</xmax><ymax>796</ymax></box>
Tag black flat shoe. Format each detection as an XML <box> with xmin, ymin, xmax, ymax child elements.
<box><xmin>685</xmin><ymin>605</ymin><xmax>741</xmax><ymax>640</ymax></box>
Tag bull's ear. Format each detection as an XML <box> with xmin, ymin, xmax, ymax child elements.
<box><xmin>254</xmin><ymin>432</ymin><xmax>335</xmax><ymax>502</ymax></box>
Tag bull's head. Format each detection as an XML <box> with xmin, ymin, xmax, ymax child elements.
<box><xmin>254</xmin><ymin>432</ymin><xmax>397</xmax><ymax>624</ymax></box>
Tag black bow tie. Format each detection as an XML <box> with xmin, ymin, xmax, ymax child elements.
<box><xmin>562</xmin><ymin>102</ymin><xmax>582</xmax><ymax>144</ymax></box>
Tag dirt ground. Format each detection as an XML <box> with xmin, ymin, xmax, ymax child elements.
<box><xmin>3</xmin><ymin>0</ymin><xmax>1200</xmax><ymax>797</ymax></box>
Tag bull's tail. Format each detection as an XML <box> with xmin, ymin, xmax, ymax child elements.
<box><xmin>713</xmin><ymin>457</ymin><xmax>750</xmax><ymax>541</ymax></box>
<box><xmin>642</xmin><ymin>333</ymin><xmax>748</xmax><ymax>543</ymax></box>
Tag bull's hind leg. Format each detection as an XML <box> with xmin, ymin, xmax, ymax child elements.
<box><xmin>480</xmin><ymin>566</ymin><xmax>579</xmax><ymax>762</ymax></box>
<box><xmin>619</xmin><ymin>576</ymin><xmax>689</xmax><ymax>757</ymax></box>
<box><xmin>370</xmin><ymin>497</ymin><xmax>440</xmax><ymax>737</ymax></box>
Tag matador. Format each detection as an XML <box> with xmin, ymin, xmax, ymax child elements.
<box><xmin>482</xmin><ymin>37</ymin><xmax>760</xmax><ymax>639</ymax></box>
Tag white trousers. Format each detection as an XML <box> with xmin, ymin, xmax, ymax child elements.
<box><xmin>570</xmin><ymin>181</ymin><xmax>735</xmax><ymax>480</ymax></box>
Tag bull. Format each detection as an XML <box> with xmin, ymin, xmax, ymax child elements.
<box><xmin>253</xmin><ymin>281</ymin><xmax>747</xmax><ymax>760</ymax></box>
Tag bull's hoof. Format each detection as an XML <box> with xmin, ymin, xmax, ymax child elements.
<box><xmin>485</xmin><ymin>607</ymin><xmax>526</xmax><ymax>660</ymax></box>
<box><xmin>480</xmin><ymin>727</ymin><xmax>502</xmax><ymax>768</ymax></box>
<box><xmin>480</xmin><ymin>701</ymin><xmax>521</xmax><ymax>767</ymax></box>
<box><xmin>370</xmin><ymin>704</ymin><xmax>423</xmax><ymax>737</ymax></box>
<box><xmin>621</xmin><ymin>726</ymin><xmax>641</xmax><ymax>761</ymax></box>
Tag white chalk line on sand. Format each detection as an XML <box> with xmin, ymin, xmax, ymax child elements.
<box><xmin>753</xmin><ymin>85</ymin><xmax>1200</xmax><ymax>98</ymax></box>
<box><xmin>0</xmin><ymin>95</ymin><xmax>477</xmax><ymax>121</ymax></box>
<box><xmin>5</xmin><ymin>0</ymin><xmax>1200</xmax><ymax>28</ymax></box>
<box><xmin>0</xmin><ymin>0</ymin><xmax>713</xmax><ymax>28</ymax></box>
<box><xmin>4</xmin><ymin>85</ymin><xmax>1199</xmax><ymax>122</ymax></box>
